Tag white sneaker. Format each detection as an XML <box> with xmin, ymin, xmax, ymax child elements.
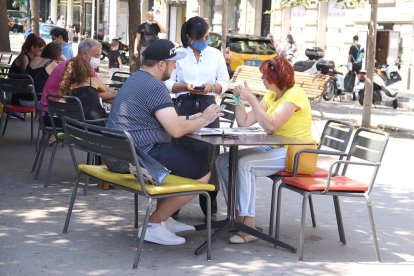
<box><xmin>165</xmin><ymin>217</ymin><xmax>196</xmax><ymax>233</ymax></box>
<box><xmin>138</xmin><ymin>222</ymin><xmax>185</xmax><ymax>245</ymax></box>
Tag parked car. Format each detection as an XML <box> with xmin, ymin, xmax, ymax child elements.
<box><xmin>7</xmin><ymin>10</ymin><xmax>27</xmax><ymax>33</ymax></box>
<box><xmin>24</xmin><ymin>23</ymin><xmax>57</xmax><ymax>41</ymax></box>
<box><xmin>208</xmin><ymin>32</ymin><xmax>278</xmax><ymax>72</ymax></box>
<box><xmin>8</xmin><ymin>16</ymin><xmax>18</xmax><ymax>32</ymax></box>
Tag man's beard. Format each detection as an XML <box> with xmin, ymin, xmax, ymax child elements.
<box><xmin>161</xmin><ymin>71</ymin><xmax>171</xmax><ymax>82</ymax></box>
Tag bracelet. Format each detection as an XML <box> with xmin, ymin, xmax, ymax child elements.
<box><xmin>211</xmin><ymin>83</ymin><xmax>216</xmax><ymax>94</ymax></box>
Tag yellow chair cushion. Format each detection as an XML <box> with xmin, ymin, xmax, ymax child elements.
<box><xmin>78</xmin><ymin>164</ymin><xmax>216</xmax><ymax>195</ymax></box>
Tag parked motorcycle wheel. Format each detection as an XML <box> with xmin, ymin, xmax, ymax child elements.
<box><xmin>392</xmin><ymin>99</ymin><xmax>398</xmax><ymax>109</ymax></box>
<box><xmin>323</xmin><ymin>80</ymin><xmax>336</xmax><ymax>101</ymax></box>
<box><xmin>358</xmin><ymin>89</ymin><xmax>377</xmax><ymax>105</ymax></box>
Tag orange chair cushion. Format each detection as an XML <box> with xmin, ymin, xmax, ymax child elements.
<box><xmin>282</xmin><ymin>175</ymin><xmax>368</xmax><ymax>192</ymax></box>
<box><xmin>6</xmin><ymin>105</ymin><xmax>35</xmax><ymax>113</ymax></box>
<box><xmin>275</xmin><ymin>167</ymin><xmax>329</xmax><ymax>178</ymax></box>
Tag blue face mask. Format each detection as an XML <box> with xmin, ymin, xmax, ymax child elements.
<box><xmin>192</xmin><ymin>38</ymin><xmax>210</xmax><ymax>51</ymax></box>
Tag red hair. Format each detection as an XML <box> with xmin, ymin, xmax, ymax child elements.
<box><xmin>259</xmin><ymin>56</ymin><xmax>295</xmax><ymax>91</ymax></box>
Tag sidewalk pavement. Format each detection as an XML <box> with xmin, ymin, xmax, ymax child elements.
<box><xmin>1</xmin><ymin>98</ymin><xmax>414</xmax><ymax>275</ymax></box>
<box><xmin>2</xmin><ymin>36</ymin><xmax>414</xmax><ymax>274</ymax></box>
<box><xmin>314</xmin><ymin>99</ymin><xmax>414</xmax><ymax>134</ymax></box>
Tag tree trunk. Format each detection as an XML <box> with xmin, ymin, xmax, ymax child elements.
<box><xmin>0</xmin><ymin>0</ymin><xmax>11</xmax><ymax>52</ymax></box>
<box><xmin>361</xmin><ymin>0</ymin><xmax>378</xmax><ymax>128</ymax></box>
<box><xmin>128</xmin><ymin>0</ymin><xmax>140</xmax><ymax>72</ymax></box>
<box><xmin>80</xmin><ymin>0</ymin><xmax>84</xmax><ymax>36</ymax></box>
<box><xmin>221</xmin><ymin>0</ymin><xmax>228</xmax><ymax>54</ymax></box>
<box><xmin>30</xmin><ymin>0</ymin><xmax>40</xmax><ymax>35</ymax></box>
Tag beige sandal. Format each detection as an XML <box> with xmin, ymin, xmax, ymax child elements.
<box><xmin>229</xmin><ymin>231</ymin><xmax>258</xmax><ymax>244</ymax></box>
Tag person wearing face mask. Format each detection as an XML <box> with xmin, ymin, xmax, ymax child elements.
<box><xmin>50</xmin><ymin>27</ymin><xmax>74</xmax><ymax>60</ymax></box>
<box><xmin>103</xmin><ymin>39</ymin><xmax>223</xmax><ymax>245</ymax></box>
<box><xmin>165</xmin><ymin>16</ymin><xmax>230</xmax><ymax>221</ymax></box>
<box><xmin>40</xmin><ymin>38</ymin><xmax>117</xmax><ymax>118</ymax></box>
<box><xmin>134</xmin><ymin>11</ymin><xmax>166</xmax><ymax>66</ymax></box>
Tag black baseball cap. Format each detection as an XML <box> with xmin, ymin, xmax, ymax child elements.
<box><xmin>142</xmin><ymin>39</ymin><xmax>186</xmax><ymax>61</ymax></box>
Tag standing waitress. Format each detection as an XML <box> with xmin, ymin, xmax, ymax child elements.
<box><xmin>165</xmin><ymin>16</ymin><xmax>229</xmax><ymax>220</ymax></box>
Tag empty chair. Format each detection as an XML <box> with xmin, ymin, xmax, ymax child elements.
<box><xmin>275</xmin><ymin>128</ymin><xmax>389</xmax><ymax>261</ymax></box>
<box><xmin>268</xmin><ymin>120</ymin><xmax>353</xmax><ymax>236</ymax></box>
<box><xmin>0</xmin><ymin>74</ymin><xmax>37</xmax><ymax>143</ymax></box>
<box><xmin>33</xmin><ymin>94</ymin><xmax>85</xmax><ymax>188</ymax></box>
<box><xmin>0</xmin><ymin>53</ymin><xmax>13</xmax><ymax>64</ymax></box>
<box><xmin>219</xmin><ymin>93</ymin><xmax>236</xmax><ymax>128</ymax></box>
<box><xmin>108</xmin><ymin>71</ymin><xmax>131</xmax><ymax>90</ymax></box>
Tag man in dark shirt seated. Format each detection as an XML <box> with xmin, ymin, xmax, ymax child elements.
<box><xmin>106</xmin><ymin>39</ymin><xmax>223</xmax><ymax>246</ymax></box>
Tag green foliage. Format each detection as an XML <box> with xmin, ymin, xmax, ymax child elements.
<box><xmin>12</xmin><ymin>0</ymin><xmax>25</xmax><ymax>8</ymax></box>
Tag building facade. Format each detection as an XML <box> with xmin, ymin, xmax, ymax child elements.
<box><xmin>39</xmin><ymin>0</ymin><xmax>413</xmax><ymax>91</ymax></box>
<box><xmin>264</xmin><ymin>0</ymin><xmax>414</xmax><ymax>91</ymax></box>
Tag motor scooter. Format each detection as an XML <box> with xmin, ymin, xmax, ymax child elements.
<box><xmin>357</xmin><ymin>63</ymin><xmax>400</xmax><ymax>109</ymax></box>
<box><xmin>293</xmin><ymin>47</ymin><xmax>346</xmax><ymax>101</ymax></box>
<box><xmin>100</xmin><ymin>33</ymin><xmax>129</xmax><ymax>65</ymax></box>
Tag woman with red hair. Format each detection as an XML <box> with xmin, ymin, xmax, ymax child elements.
<box><xmin>216</xmin><ymin>56</ymin><xmax>313</xmax><ymax>243</ymax></box>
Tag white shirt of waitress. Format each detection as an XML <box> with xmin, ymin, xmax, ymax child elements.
<box><xmin>165</xmin><ymin>46</ymin><xmax>229</xmax><ymax>97</ymax></box>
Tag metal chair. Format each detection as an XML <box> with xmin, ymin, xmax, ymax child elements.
<box><xmin>33</xmin><ymin>94</ymin><xmax>85</xmax><ymax>188</ymax></box>
<box><xmin>218</xmin><ymin>93</ymin><xmax>236</xmax><ymax>154</ymax></box>
<box><xmin>0</xmin><ymin>74</ymin><xmax>37</xmax><ymax>143</ymax></box>
<box><xmin>108</xmin><ymin>71</ymin><xmax>131</xmax><ymax>89</ymax></box>
<box><xmin>269</xmin><ymin>120</ymin><xmax>353</xmax><ymax>236</ymax></box>
<box><xmin>219</xmin><ymin>93</ymin><xmax>236</xmax><ymax>128</ymax></box>
<box><xmin>0</xmin><ymin>53</ymin><xmax>13</xmax><ymax>64</ymax></box>
<box><xmin>275</xmin><ymin>128</ymin><xmax>389</xmax><ymax>261</ymax></box>
<box><xmin>62</xmin><ymin>117</ymin><xmax>214</xmax><ymax>269</ymax></box>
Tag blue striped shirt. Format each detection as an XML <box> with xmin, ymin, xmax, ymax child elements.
<box><xmin>107</xmin><ymin>70</ymin><xmax>174</xmax><ymax>152</ymax></box>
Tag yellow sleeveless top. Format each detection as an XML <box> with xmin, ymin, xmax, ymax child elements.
<box><xmin>262</xmin><ymin>85</ymin><xmax>312</xmax><ymax>139</ymax></box>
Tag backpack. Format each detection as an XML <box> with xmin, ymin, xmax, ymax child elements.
<box><xmin>352</xmin><ymin>44</ymin><xmax>363</xmax><ymax>63</ymax></box>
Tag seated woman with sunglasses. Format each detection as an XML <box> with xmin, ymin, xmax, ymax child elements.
<box><xmin>216</xmin><ymin>56</ymin><xmax>313</xmax><ymax>244</ymax></box>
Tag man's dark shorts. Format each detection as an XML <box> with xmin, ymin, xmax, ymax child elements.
<box><xmin>104</xmin><ymin>142</ymin><xmax>210</xmax><ymax>180</ymax></box>
<box><xmin>148</xmin><ymin>143</ymin><xmax>210</xmax><ymax>180</ymax></box>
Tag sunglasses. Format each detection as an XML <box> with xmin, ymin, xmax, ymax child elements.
<box><xmin>267</xmin><ymin>59</ymin><xmax>276</xmax><ymax>71</ymax></box>
<box><xmin>260</xmin><ymin>59</ymin><xmax>276</xmax><ymax>74</ymax></box>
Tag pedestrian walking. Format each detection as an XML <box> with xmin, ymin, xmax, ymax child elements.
<box><xmin>134</xmin><ymin>11</ymin><xmax>166</xmax><ymax>66</ymax></box>
<box><xmin>56</xmin><ymin>15</ymin><xmax>65</xmax><ymax>28</ymax></box>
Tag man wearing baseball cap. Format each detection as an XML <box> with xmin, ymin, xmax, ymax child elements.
<box><xmin>105</xmin><ymin>39</ymin><xmax>223</xmax><ymax>245</ymax></box>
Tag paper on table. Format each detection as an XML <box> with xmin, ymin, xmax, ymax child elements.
<box><xmin>192</xmin><ymin>128</ymin><xmax>222</xmax><ymax>136</ymax></box>
<box><xmin>224</xmin><ymin>128</ymin><xmax>267</xmax><ymax>135</ymax></box>
<box><xmin>193</xmin><ymin>127</ymin><xmax>267</xmax><ymax>136</ymax></box>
